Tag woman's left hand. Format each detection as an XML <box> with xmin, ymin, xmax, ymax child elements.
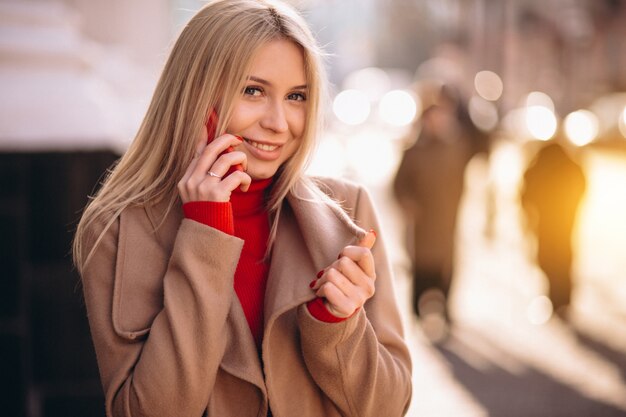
<box><xmin>311</xmin><ymin>231</ymin><xmax>377</xmax><ymax>318</ymax></box>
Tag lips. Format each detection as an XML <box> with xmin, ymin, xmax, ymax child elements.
<box><xmin>244</xmin><ymin>138</ymin><xmax>280</xmax><ymax>152</ymax></box>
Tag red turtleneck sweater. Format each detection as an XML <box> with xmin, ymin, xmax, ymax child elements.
<box><xmin>182</xmin><ymin>178</ymin><xmax>343</xmax><ymax>350</ymax></box>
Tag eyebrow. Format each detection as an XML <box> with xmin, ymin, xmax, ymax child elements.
<box><xmin>248</xmin><ymin>76</ymin><xmax>307</xmax><ymax>90</ymax></box>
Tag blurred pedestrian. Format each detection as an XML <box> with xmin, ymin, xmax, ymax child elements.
<box><xmin>72</xmin><ymin>1</ymin><xmax>411</xmax><ymax>416</ymax></box>
<box><xmin>393</xmin><ymin>82</ymin><xmax>488</xmax><ymax>331</ymax></box>
<box><xmin>521</xmin><ymin>134</ymin><xmax>587</xmax><ymax>319</ymax></box>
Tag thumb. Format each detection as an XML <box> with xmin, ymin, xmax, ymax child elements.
<box><xmin>357</xmin><ymin>229</ymin><xmax>376</xmax><ymax>249</ymax></box>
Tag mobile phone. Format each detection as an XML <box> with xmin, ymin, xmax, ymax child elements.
<box><xmin>206</xmin><ymin>109</ymin><xmax>244</xmax><ymax>176</ymax></box>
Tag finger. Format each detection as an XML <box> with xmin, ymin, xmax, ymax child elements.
<box><xmin>357</xmin><ymin>229</ymin><xmax>376</xmax><ymax>249</ymax></box>
<box><xmin>334</xmin><ymin>257</ymin><xmax>376</xmax><ymax>299</ymax></box>
<box><xmin>210</xmin><ymin>151</ymin><xmax>248</xmax><ymax>178</ymax></box>
<box><xmin>191</xmin><ymin>134</ymin><xmax>244</xmax><ymax>180</ymax></box>
<box><xmin>220</xmin><ymin>170</ymin><xmax>252</xmax><ymax>193</ymax></box>
<box><xmin>338</xmin><ymin>246</ymin><xmax>375</xmax><ymax>279</ymax></box>
<box><xmin>313</xmin><ymin>262</ymin><xmax>372</xmax><ymax>301</ymax></box>
<box><xmin>314</xmin><ymin>267</ymin><xmax>358</xmax><ymax>297</ymax></box>
<box><xmin>316</xmin><ymin>283</ymin><xmax>357</xmax><ymax>318</ymax></box>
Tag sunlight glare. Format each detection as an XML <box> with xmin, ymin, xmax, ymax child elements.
<box><xmin>526</xmin><ymin>105</ymin><xmax>557</xmax><ymax>141</ymax></box>
<box><xmin>564</xmin><ymin>110</ymin><xmax>599</xmax><ymax>146</ymax></box>
<box><xmin>333</xmin><ymin>89</ymin><xmax>370</xmax><ymax>125</ymax></box>
<box><xmin>379</xmin><ymin>90</ymin><xmax>419</xmax><ymax>127</ymax></box>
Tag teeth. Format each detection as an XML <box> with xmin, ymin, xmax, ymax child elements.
<box><xmin>247</xmin><ymin>139</ymin><xmax>278</xmax><ymax>152</ymax></box>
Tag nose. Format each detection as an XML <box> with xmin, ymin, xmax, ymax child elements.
<box><xmin>260</xmin><ymin>100</ymin><xmax>289</xmax><ymax>133</ymax></box>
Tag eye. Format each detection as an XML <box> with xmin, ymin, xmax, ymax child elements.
<box><xmin>288</xmin><ymin>91</ymin><xmax>307</xmax><ymax>101</ymax></box>
<box><xmin>243</xmin><ymin>86</ymin><xmax>263</xmax><ymax>97</ymax></box>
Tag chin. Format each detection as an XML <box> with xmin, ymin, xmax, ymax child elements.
<box><xmin>248</xmin><ymin>168</ymin><xmax>278</xmax><ymax>180</ymax></box>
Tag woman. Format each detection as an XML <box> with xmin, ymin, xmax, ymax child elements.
<box><xmin>73</xmin><ymin>1</ymin><xmax>412</xmax><ymax>416</ymax></box>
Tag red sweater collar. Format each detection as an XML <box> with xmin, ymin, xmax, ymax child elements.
<box><xmin>231</xmin><ymin>177</ymin><xmax>274</xmax><ymax>216</ymax></box>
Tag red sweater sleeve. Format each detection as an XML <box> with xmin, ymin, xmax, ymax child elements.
<box><xmin>306</xmin><ymin>298</ymin><xmax>352</xmax><ymax>323</ymax></box>
<box><xmin>182</xmin><ymin>201</ymin><xmax>234</xmax><ymax>235</ymax></box>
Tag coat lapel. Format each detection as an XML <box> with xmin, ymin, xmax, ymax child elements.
<box><xmin>220</xmin><ymin>299</ymin><xmax>266</xmax><ymax>390</ymax></box>
<box><xmin>264</xmin><ymin>179</ymin><xmax>366</xmax><ymax>326</ymax></box>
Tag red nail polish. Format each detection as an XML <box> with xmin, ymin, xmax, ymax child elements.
<box><xmin>317</xmin><ymin>270</ymin><xmax>324</xmax><ymax>278</ymax></box>
<box><xmin>234</xmin><ymin>135</ymin><xmax>244</xmax><ymax>141</ymax></box>
<box><xmin>309</xmin><ymin>279</ymin><xmax>317</xmax><ymax>288</ymax></box>
<box><xmin>369</xmin><ymin>229</ymin><xmax>377</xmax><ymax>238</ymax></box>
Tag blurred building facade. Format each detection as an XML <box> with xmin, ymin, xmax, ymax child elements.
<box><xmin>371</xmin><ymin>0</ymin><xmax>626</xmax><ymax>116</ymax></box>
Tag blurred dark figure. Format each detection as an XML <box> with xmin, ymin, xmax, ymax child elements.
<box><xmin>393</xmin><ymin>82</ymin><xmax>488</xmax><ymax>335</ymax></box>
<box><xmin>521</xmin><ymin>137</ymin><xmax>587</xmax><ymax>318</ymax></box>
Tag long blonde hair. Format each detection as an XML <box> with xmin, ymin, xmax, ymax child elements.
<box><xmin>73</xmin><ymin>0</ymin><xmax>328</xmax><ymax>272</ymax></box>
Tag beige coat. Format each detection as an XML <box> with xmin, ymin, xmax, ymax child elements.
<box><xmin>80</xmin><ymin>177</ymin><xmax>412</xmax><ymax>417</ymax></box>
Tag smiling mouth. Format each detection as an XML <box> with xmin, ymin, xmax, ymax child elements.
<box><xmin>244</xmin><ymin>137</ymin><xmax>280</xmax><ymax>152</ymax></box>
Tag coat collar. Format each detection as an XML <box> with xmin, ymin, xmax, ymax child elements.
<box><xmin>263</xmin><ymin>178</ymin><xmax>366</xmax><ymax>327</ymax></box>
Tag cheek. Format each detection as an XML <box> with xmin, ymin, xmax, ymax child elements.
<box><xmin>227</xmin><ymin>103</ymin><xmax>255</xmax><ymax>132</ymax></box>
<box><xmin>283</xmin><ymin>138</ymin><xmax>301</xmax><ymax>160</ymax></box>
<box><xmin>290</xmin><ymin>108</ymin><xmax>307</xmax><ymax>137</ymax></box>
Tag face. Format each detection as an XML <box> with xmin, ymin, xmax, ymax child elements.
<box><xmin>227</xmin><ymin>38</ymin><xmax>308</xmax><ymax>180</ymax></box>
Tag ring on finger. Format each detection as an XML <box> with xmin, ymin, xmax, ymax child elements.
<box><xmin>207</xmin><ymin>171</ymin><xmax>222</xmax><ymax>179</ymax></box>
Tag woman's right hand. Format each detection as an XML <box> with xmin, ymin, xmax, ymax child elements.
<box><xmin>178</xmin><ymin>131</ymin><xmax>251</xmax><ymax>203</ymax></box>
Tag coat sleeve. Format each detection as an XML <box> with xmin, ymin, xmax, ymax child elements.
<box><xmin>297</xmin><ymin>185</ymin><xmax>413</xmax><ymax>417</ymax></box>
<box><xmin>80</xmin><ymin>212</ymin><xmax>243</xmax><ymax>417</ymax></box>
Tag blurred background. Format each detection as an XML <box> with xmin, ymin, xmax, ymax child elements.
<box><xmin>1</xmin><ymin>0</ymin><xmax>626</xmax><ymax>416</ymax></box>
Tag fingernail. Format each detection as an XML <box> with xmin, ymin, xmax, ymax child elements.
<box><xmin>316</xmin><ymin>270</ymin><xmax>324</xmax><ymax>278</ymax></box>
<box><xmin>369</xmin><ymin>229</ymin><xmax>377</xmax><ymax>238</ymax></box>
<box><xmin>234</xmin><ymin>135</ymin><xmax>244</xmax><ymax>141</ymax></box>
<box><xmin>309</xmin><ymin>279</ymin><xmax>317</xmax><ymax>289</ymax></box>
<box><xmin>226</xmin><ymin>146</ymin><xmax>234</xmax><ymax>153</ymax></box>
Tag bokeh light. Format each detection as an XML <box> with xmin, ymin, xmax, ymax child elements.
<box><xmin>469</xmin><ymin>95</ymin><xmax>499</xmax><ymax>131</ymax></box>
<box><xmin>527</xmin><ymin>296</ymin><xmax>554</xmax><ymax>325</ymax></box>
<box><xmin>474</xmin><ymin>70</ymin><xmax>503</xmax><ymax>101</ymax></box>
<box><xmin>564</xmin><ymin>110</ymin><xmax>599</xmax><ymax>146</ymax></box>
<box><xmin>333</xmin><ymin>89</ymin><xmax>370</xmax><ymax>125</ymax></box>
<box><xmin>378</xmin><ymin>89</ymin><xmax>419</xmax><ymax>127</ymax></box>
<box><xmin>526</xmin><ymin>91</ymin><xmax>555</xmax><ymax>112</ymax></box>
<box><xmin>525</xmin><ymin>105</ymin><xmax>558</xmax><ymax>141</ymax></box>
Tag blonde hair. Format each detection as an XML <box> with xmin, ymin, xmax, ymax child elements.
<box><xmin>73</xmin><ymin>0</ymin><xmax>328</xmax><ymax>272</ymax></box>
